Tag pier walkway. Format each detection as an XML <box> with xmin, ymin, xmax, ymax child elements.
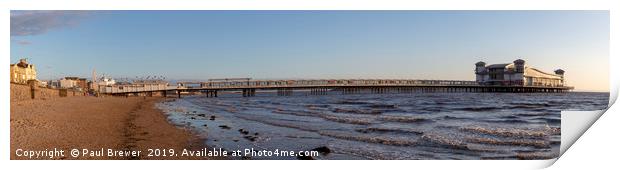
<box><xmin>98</xmin><ymin>79</ymin><xmax>574</xmax><ymax>97</ymax></box>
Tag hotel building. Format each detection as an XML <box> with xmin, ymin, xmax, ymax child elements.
<box><xmin>10</xmin><ymin>59</ymin><xmax>37</xmax><ymax>84</ymax></box>
<box><xmin>475</xmin><ymin>59</ymin><xmax>565</xmax><ymax>87</ymax></box>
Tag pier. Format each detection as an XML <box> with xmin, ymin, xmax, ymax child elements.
<box><xmin>98</xmin><ymin>79</ymin><xmax>574</xmax><ymax>97</ymax></box>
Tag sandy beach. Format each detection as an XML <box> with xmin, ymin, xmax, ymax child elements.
<box><xmin>10</xmin><ymin>96</ymin><xmax>210</xmax><ymax>160</ymax></box>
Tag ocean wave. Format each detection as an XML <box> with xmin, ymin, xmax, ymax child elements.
<box><xmin>336</xmin><ymin>100</ymin><xmax>371</xmax><ymax>105</ymax></box>
<box><xmin>378</xmin><ymin>115</ymin><xmax>431</xmax><ymax>123</ymax></box>
<box><xmin>332</xmin><ymin>108</ymin><xmax>382</xmax><ymax>115</ymax></box>
<box><xmin>234</xmin><ymin>114</ymin><xmax>319</xmax><ymax>133</ymax></box>
<box><xmin>500</xmin><ymin>115</ymin><xmax>519</xmax><ymax>119</ymax></box>
<box><xmin>420</xmin><ymin>134</ymin><xmax>469</xmax><ymax>150</ymax></box>
<box><xmin>480</xmin><ymin>154</ymin><xmax>555</xmax><ymax>160</ymax></box>
<box><xmin>356</xmin><ymin>127</ymin><xmax>424</xmax><ymax>135</ymax></box>
<box><xmin>465</xmin><ymin>137</ymin><xmax>550</xmax><ymax>148</ymax></box>
<box><xmin>537</xmin><ymin>117</ymin><xmax>561</xmax><ymax>124</ymax></box>
<box><xmin>441</xmin><ymin>116</ymin><xmax>470</xmax><ymax>120</ymax></box>
<box><xmin>319</xmin><ymin>131</ymin><xmax>417</xmax><ymax>146</ymax></box>
<box><xmin>305</xmin><ymin>104</ymin><xmax>331</xmax><ymax>108</ymax></box>
<box><xmin>366</xmin><ymin>104</ymin><xmax>398</xmax><ymax>109</ymax></box>
<box><xmin>508</xmin><ymin>102</ymin><xmax>552</xmax><ymax>107</ymax></box>
<box><xmin>213</xmin><ymin>101</ymin><xmax>233</xmax><ymax>107</ymax></box>
<box><xmin>514</xmin><ymin>112</ymin><xmax>547</xmax><ymax>117</ymax></box>
<box><xmin>459</xmin><ymin>126</ymin><xmax>547</xmax><ymax>138</ymax></box>
<box><xmin>456</xmin><ymin>106</ymin><xmax>502</xmax><ymax>112</ymax></box>
<box><xmin>483</xmin><ymin>119</ymin><xmax>530</xmax><ymax>123</ymax></box>
<box><xmin>226</xmin><ymin>107</ymin><xmax>239</xmax><ymax>113</ymax></box>
<box><xmin>321</xmin><ymin>114</ymin><xmax>374</xmax><ymax>125</ymax></box>
<box><xmin>305</xmin><ymin>104</ymin><xmax>331</xmax><ymax>111</ymax></box>
<box><xmin>306</xmin><ymin>106</ymin><xmax>327</xmax><ymax>111</ymax></box>
<box><xmin>251</xmin><ymin>105</ymin><xmax>280</xmax><ymax>110</ymax></box>
<box><xmin>544</xmin><ymin>125</ymin><xmax>561</xmax><ymax>135</ymax></box>
<box><xmin>515</xmin><ymin>152</ymin><xmax>556</xmax><ymax>160</ymax></box>
<box><xmin>271</xmin><ymin>109</ymin><xmax>373</xmax><ymax>125</ymax></box>
<box><xmin>272</xmin><ymin>109</ymin><xmax>317</xmax><ymax>117</ymax></box>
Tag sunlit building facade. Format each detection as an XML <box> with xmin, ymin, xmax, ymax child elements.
<box><xmin>475</xmin><ymin>59</ymin><xmax>565</xmax><ymax>87</ymax></box>
<box><xmin>10</xmin><ymin>59</ymin><xmax>37</xmax><ymax>84</ymax></box>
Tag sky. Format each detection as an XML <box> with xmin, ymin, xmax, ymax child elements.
<box><xmin>10</xmin><ymin>10</ymin><xmax>609</xmax><ymax>92</ymax></box>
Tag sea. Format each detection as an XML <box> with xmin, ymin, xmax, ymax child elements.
<box><xmin>157</xmin><ymin>91</ymin><xmax>609</xmax><ymax>160</ymax></box>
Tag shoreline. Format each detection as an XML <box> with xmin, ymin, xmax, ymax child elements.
<box><xmin>10</xmin><ymin>96</ymin><xmax>214</xmax><ymax>160</ymax></box>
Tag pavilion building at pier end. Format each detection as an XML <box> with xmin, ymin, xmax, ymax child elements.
<box><xmin>475</xmin><ymin>59</ymin><xmax>566</xmax><ymax>87</ymax></box>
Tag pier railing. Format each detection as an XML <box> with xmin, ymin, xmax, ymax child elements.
<box><xmin>99</xmin><ymin>83</ymin><xmax>174</xmax><ymax>94</ymax></box>
<box><xmin>179</xmin><ymin>79</ymin><xmax>481</xmax><ymax>89</ymax></box>
<box><xmin>99</xmin><ymin>79</ymin><xmax>573</xmax><ymax>94</ymax></box>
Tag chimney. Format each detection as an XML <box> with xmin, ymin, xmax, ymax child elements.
<box><xmin>20</xmin><ymin>58</ymin><xmax>27</xmax><ymax>63</ymax></box>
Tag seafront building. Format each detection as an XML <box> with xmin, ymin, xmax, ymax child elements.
<box><xmin>9</xmin><ymin>59</ymin><xmax>37</xmax><ymax>84</ymax></box>
<box><xmin>60</xmin><ymin>77</ymin><xmax>89</xmax><ymax>90</ymax></box>
<box><xmin>475</xmin><ymin>59</ymin><xmax>565</xmax><ymax>87</ymax></box>
<box><xmin>98</xmin><ymin>76</ymin><xmax>116</xmax><ymax>86</ymax></box>
<box><xmin>47</xmin><ymin>80</ymin><xmax>60</xmax><ymax>88</ymax></box>
<box><xmin>59</xmin><ymin>78</ymin><xmax>77</xmax><ymax>89</ymax></box>
<box><xmin>59</xmin><ymin>77</ymin><xmax>87</xmax><ymax>89</ymax></box>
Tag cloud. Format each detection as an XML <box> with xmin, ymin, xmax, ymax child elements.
<box><xmin>10</xmin><ymin>11</ymin><xmax>92</xmax><ymax>36</ymax></box>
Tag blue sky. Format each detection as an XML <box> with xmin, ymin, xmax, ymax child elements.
<box><xmin>10</xmin><ymin>11</ymin><xmax>609</xmax><ymax>91</ymax></box>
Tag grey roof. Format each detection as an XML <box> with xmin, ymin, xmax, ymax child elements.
<box><xmin>513</xmin><ymin>59</ymin><xmax>525</xmax><ymax>64</ymax></box>
<box><xmin>486</xmin><ymin>63</ymin><xmax>510</xmax><ymax>68</ymax></box>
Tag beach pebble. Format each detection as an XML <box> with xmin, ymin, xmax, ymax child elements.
<box><xmin>243</xmin><ymin>135</ymin><xmax>257</xmax><ymax>141</ymax></box>
<box><xmin>218</xmin><ymin>125</ymin><xmax>231</xmax><ymax>129</ymax></box>
<box><xmin>312</xmin><ymin>146</ymin><xmax>331</xmax><ymax>155</ymax></box>
<box><xmin>239</xmin><ymin>129</ymin><xmax>249</xmax><ymax>135</ymax></box>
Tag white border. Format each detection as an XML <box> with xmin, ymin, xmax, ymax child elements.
<box><xmin>1</xmin><ymin>0</ymin><xmax>617</xmax><ymax>170</ymax></box>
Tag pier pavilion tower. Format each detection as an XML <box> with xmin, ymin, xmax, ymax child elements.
<box><xmin>475</xmin><ymin>59</ymin><xmax>566</xmax><ymax>87</ymax></box>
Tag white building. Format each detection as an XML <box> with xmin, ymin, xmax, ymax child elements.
<box><xmin>98</xmin><ymin>77</ymin><xmax>116</xmax><ymax>86</ymax></box>
<box><xmin>39</xmin><ymin>81</ymin><xmax>48</xmax><ymax>87</ymax></box>
<box><xmin>475</xmin><ymin>59</ymin><xmax>565</xmax><ymax>87</ymax></box>
<box><xmin>59</xmin><ymin>78</ymin><xmax>78</xmax><ymax>88</ymax></box>
<box><xmin>48</xmin><ymin>80</ymin><xmax>60</xmax><ymax>88</ymax></box>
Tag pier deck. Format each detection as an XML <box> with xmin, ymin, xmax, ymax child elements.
<box><xmin>98</xmin><ymin>79</ymin><xmax>574</xmax><ymax>97</ymax></box>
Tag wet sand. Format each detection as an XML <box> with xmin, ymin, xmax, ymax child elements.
<box><xmin>10</xmin><ymin>96</ymin><xmax>210</xmax><ymax>160</ymax></box>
